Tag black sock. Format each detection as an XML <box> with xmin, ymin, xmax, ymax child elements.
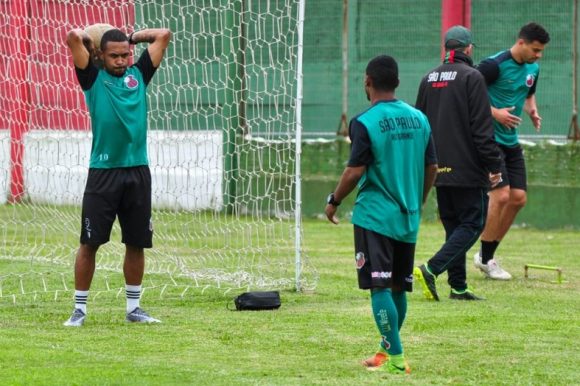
<box><xmin>481</xmin><ymin>240</ymin><xmax>500</xmax><ymax>264</ymax></box>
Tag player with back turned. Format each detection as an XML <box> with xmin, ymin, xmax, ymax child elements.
<box><xmin>473</xmin><ymin>22</ymin><xmax>550</xmax><ymax>280</ymax></box>
<box><xmin>325</xmin><ymin>55</ymin><xmax>438</xmax><ymax>374</ymax></box>
<box><xmin>63</xmin><ymin>26</ymin><xmax>171</xmax><ymax>326</ymax></box>
<box><xmin>413</xmin><ymin>26</ymin><xmax>503</xmax><ymax>302</ymax></box>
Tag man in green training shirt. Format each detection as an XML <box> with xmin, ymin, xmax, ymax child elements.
<box><xmin>325</xmin><ymin>55</ymin><xmax>438</xmax><ymax>374</ymax></box>
<box><xmin>64</xmin><ymin>26</ymin><xmax>171</xmax><ymax>326</ymax></box>
<box><xmin>474</xmin><ymin>23</ymin><xmax>550</xmax><ymax>280</ymax></box>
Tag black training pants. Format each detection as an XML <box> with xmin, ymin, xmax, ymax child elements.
<box><xmin>427</xmin><ymin>186</ymin><xmax>488</xmax><ymax>291</ymax></box>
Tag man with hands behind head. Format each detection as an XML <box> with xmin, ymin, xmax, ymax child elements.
<box><xmin>64</xmin><ymin>26</ymin><xmax>171</xmax><ymax>326</ymax></box>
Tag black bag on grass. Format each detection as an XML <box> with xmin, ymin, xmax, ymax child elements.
<box><xmin>234</xmin><ymin>291</ymin><xmax>281</xmax><ymax>311</ymax></box>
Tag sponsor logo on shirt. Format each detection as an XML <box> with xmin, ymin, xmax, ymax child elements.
<box><xmin>438</xmin><ymin>166</ymin><xmax>453</xmax><ymax>173</ymax></box>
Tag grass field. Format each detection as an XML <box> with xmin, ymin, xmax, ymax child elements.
<box><xmin>1</xmin><ymin>218</ymin><xmax>578</xmax><ymax>385</ymax></box>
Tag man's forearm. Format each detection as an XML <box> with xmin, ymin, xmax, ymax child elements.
<box><xmin>524</xmin><ymin>95</ymin><xmax>537</xmax><ymax>115</ymax></box>
<box><xmin>490</xmin><ymin>106</ymin><xmax>500</xmax><ymax>121</ymax></box>
<box><xmin>129</xmin><ymin>29</ymin><xmax>168</xmax><ymax>44</ymax></box>
<box><xmin>423</xmin><ymin>164</ymin><xmax>438</xmax><ymax>204</ymax></box>
<box><xmin>332</xmin><ymin>166</ymin><xmax>365</xmax><ymax>203</ymax></box>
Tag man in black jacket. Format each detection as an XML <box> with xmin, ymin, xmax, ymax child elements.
<box><xmin>413</xmin><ymin>26</ymin><xmax>503</xmax><ymax>301</ymax></box>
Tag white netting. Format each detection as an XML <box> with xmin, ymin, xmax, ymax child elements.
<box><xmin>0</xmin><ymin>0</ymin><xmax>316</xmax><ymax>301</ymax></box>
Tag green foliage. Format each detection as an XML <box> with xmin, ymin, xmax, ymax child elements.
<box><xmin>1</xmin><ymin>220</ymin><xmax>578</xmax><ymax>385</ymax></box>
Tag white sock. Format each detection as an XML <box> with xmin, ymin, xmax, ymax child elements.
<box><xmin>126</xmin><ymin>284</ymin><xmax>141</xmax><ymax>313</ymax></box>
<box><xmin>74</xmin><ymin>290</ymin><xmax>89</xmax><ymax>314</ymax></box>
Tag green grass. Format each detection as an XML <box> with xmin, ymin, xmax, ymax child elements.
<box><xmin>1</xmin><ymin>219</ymin><xmax>579</xmax><ymax>385</ymax></box>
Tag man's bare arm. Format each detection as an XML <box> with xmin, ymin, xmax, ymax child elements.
<box><xmin>66</xmin><ymin>29</ymin><xmax>91</xmax><ymax>69</ymax></box>
<box><xmin>130</xmin><ymin>28</ymin><xmax>171</xmax><ymax>68</ymax></box>
<box><xmin>325</xmin><ymin>165</ymin><xmax>366</xmax><ymax>225</ymax></box>
<box><xmin>423</xmin><ymin>163</ymin><xmax>438</xmax><ymax>205</ymax></box>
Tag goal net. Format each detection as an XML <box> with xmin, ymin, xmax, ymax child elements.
<box><xmin>0</xmin><ymin>0</ymin><xmax>316</xmax><ymax>301</ymax></box>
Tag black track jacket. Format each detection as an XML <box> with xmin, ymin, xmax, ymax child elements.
<box><xmin>415</xmin><ymin>50</ymin><xmax>502</xmax><ymax>188</ymax></box>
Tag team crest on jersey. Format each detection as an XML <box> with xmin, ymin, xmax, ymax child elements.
<box><xmin>525</xmin><ymin>74</ymin><xmax>535</xmax><ymax>88</ymax></box>
<box><xmin>124</xmin><ymin>74</ymin><xmax>139</xmax><ymax>89</ymax></box>
<box><xmin>355</xmin><ymin>251</ymin><xmax>366</xmax><ymax>269</ymax></box>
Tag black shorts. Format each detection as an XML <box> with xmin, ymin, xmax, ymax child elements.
<box><xmin>80</xmin><ymin>166</ymin><xmax>153</xmax><ymax>248</ymax></box>
<box><xmin>353</xmin><ymin>225</ymin><xmax>415</xmax><ymax>292</ymax></box>
<box><xmin>495</xmin><ymin>144</ymin><xmax>527</xmax><ymax>191</ymax></box>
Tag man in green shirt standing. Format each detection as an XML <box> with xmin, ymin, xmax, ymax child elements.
<box><xmin>474</xmin><ymin>23</ymin><xmax>550</xmax><ymax>280</ymax></box>
<box><xmin>64</xmin><ymin>26</ymin><xmax>171</xmax><ymax>326</ymax></box>
<box><xmin>325</xmin><ymin>55</ymin><xmax>438</xmax><ymax>374</ymax></box>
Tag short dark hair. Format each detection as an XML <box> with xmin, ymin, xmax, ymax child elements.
<box><xmin>100</xmin><ymin>29</ymin><xmax>128</xmax><ymax>51</ymax></box>
<box><xmin>445</xmin><ymin>40</ymin><xmax>467</xmax><ymax>50</ymax></box>
<box><xmin>519</xmin><ymin>22</ymin><xmax>550</xmax><ymax>44</ymax></box>
<box><xmin>366</xmin><ymin>55</ymin><xmax>399</xmax><ymax>92</ymax></box>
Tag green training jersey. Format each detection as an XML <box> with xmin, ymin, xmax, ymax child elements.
<box><xmin>76</xmin><ymin>51</ymin><xmax>155</xmax><ymax>168</ymax></box>
<box><xmin>478</xmin><ymin>50</ymin><xmax>540</xmax><ymax>147</ymax></box>
<box><xmin>348</xmin><ymin>100</ymin><xmax>434</xmax><ymax>243</ymax></box>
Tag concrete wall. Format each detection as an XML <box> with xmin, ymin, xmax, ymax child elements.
<box><xmin>7</xmin><ymin>130</ymin><xmax>223</xmax><ymax>210</ymax></box>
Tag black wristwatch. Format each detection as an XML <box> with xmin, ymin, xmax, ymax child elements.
<box><xmin>326</xmin><ymin>193</ymin><xmax>341</xmax><ymax>207</ymax></box>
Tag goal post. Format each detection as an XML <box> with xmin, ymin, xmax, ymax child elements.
<box><xmin>0</xmin><ymin>0</ymin><xmax>315</xmax><ymax>300</ymax></box>
<box><xmin>294</xmin><ymin>0</ymin><xmax>306</xmax><ymax>292</ymax></box>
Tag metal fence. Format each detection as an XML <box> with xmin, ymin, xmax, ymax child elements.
<box><xmin>303</xmin><ymin>0</ymin><xmax>579</xmax><ymax>139</ymax></box>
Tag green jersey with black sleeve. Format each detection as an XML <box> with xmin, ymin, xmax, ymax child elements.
<box><xmin>348</xmin><ymin>99</ymin><xmax>437</xmax><ymax>243</ymax></box>
<box><xmin>477</xmin><ymin>50</ymin><xmax>539</xmax><ymax>147</ymax></box>
<box><xmin>74</xmin><ymin>49</ymin><xmax>157</xmax><ymax>168</ymax></box>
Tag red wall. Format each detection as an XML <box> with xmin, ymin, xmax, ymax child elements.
<box><xmin>0</xmin><ymin>1</ymin><xmax>134</xmax><ymax>131</ymax></box>
<box><xmin>0</xmin><ymin>0</ymin><xmax>134</xmax><ymax>201</ymax></box>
